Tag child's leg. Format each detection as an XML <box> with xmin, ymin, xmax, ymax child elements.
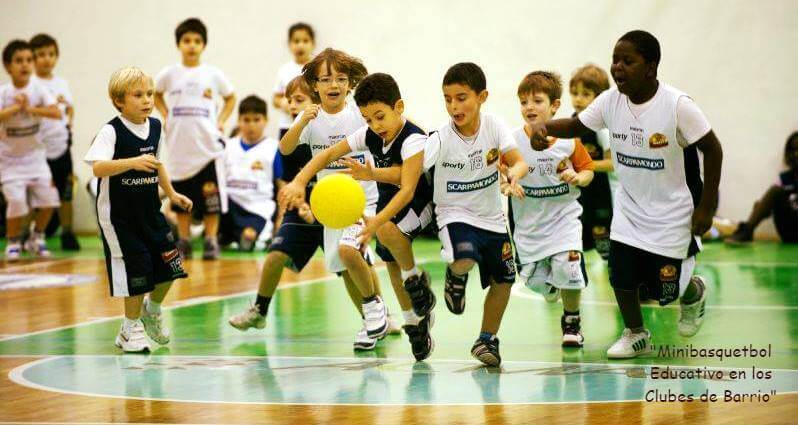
<box><xmin>32</xmin><ymin>208</ymin><xmax>54</xmax><ymax>233</ymax></box>
<box><xmin>561</xmin><ymin>289</ymin><xmax>581</xmax><ymax>313</ymax></box>
<box><xmin>124</xmin><ymin>294</ymin><xmax>145</xmax><ymax>320</ymax></box>
<box><xmin>6</xmin><ymin>216</ymin><xmax>22</xmax><ymax>240</ymax></box>
<box><xmin>204</xmin><ymin>213</ymin><xmax>219</xmax><ymax>238</ymax></box>
<box><xmin>342</xmin><ymin>271</ymin><xmax>365</xmax><ymax>315</ymax></box>
<box><xmin>148</xmin><ymin>280</ymin><xmax>173</xmax><ymax>304</ymax></box>
<box><xmin>176</xmin><ymin>212</ymin><xmax>192</xmax><ymax>240</ymax></box>
<box><xmin>744</xmin><ymin>185</ymin><xmax>783</xmax><ymax>229</ymax></box>
<box><xmin>480</xmin><ymin>280</ymin><xmax>512</xmax><ymax>335</ymax></box>
<box><xmin>386</xmin><ymin>261</ymin><xmax>412</xmax><ymax>312</ymax></box>
<box><xmin>338</xmin><ymin>246</ymin><xmax>376</xmax><ymax>298</ymax></box>
<box><xmin>449</xmin><ymin>258</ymin><xmax>476</xmax><ymax>276</ymax></box>
<box><xmin>376</xmin><ymin>222</ymin><xmax>417</xmax><ymax>275</ymax></box>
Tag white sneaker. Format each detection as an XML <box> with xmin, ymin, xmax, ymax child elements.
<box><xmin>543</xmin><ymin>284</ymin><xmax>561</xmax><ymax>303</ymax></box>
<box><xmin>5</xmin><ymin>243</ymin><xmax>21</xmax><ymax>261</ymax></box>
<box><xmin>140</xmin><ymin>299</ymin><xmax>170</xmax><ymax>344</ymax></box>
<box><xmin>353</xmin><ymin>326</ymin><xmax>377</xmax><ymax>351</ymax></box>
<box><xmin>606</xmin><ymin>328</ymin><xmax>653</xmax><ymax>359</ymax></box>
<box><xmin>228</xmin><ymin>304</ymin><xmax>267</xmax><ymax>331</ymax></box>
<box><xmin>679</xmin><ymin>276</ymin><xmax>707</xmax><ymax>337</ymax></box>
<box><xmin>24</xmin><ymin>235</ymin><xmax>51</xmax><ymax>258</ymax></box>
<box><xmin>362</xmin><ymin>296</ymin><xmax>388</xmax><ymax>339</ymax></box>
<box><xmin>386</xmin><ymin>313</ymin><xmax>402</xmax><ymax>335</ymax></box>
<box><xmin>115</xmin><ymin>320</ymin><xmax>151</xmax><ymax>353</ymax></box>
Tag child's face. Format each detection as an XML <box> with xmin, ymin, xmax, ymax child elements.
<box><xmin>238</xmin><ymin>112</ymin><xmax>267</xmax><ymax>142</ymax></box>
<box><xmin>519</xmin><ymin>91</ymin><xmax>559</xmax><ymax>127</ymax></box>
<box><xmin>314</xmin><ymin>62</ymin><xmax>350</xmax><ymax>110</ymax></box>
<box><xmin>33</xmin><ymin>45</ymin><xmax>58</xmax><ymax>76</ymax></box>
<box><xmin>288</xmin><ymin>30</ymin><xmax>314</xmax><ymax>62</ymax></box>
<box><xmin>178</xmin><ymin>32</ymin><xmax>205</xmax><ymax>62</ymax></box>
<box><xmin>442</xmin><ymin>83</ymin><xmax>486</xmax><ymax>129</ymax></box>
<box><xmin>4</xmin><ymin>49</ymin><xmax>33</xmax><ymax>84</ymax></box>
<box><xmin>359</xmin><ymin>100</ymin><xmax>405</xmax><ymax>142</ymax></box>
<box><xmin>611</xmin><ymin>40</ymin><xmax>652</xmax><ymax>98</ymax></box>
<box><xmin>117</xmin><ymin>80</ymin><xmax>154</xmax><ymax>123</ymax></box>
<box><xmin>570</xmin><ymin>82</ymin><xmax>597</xmax><ymax>113</ymax></box>
<box><xmin>287</xmin><ymin>89</ymin><xmax>313</xmax><ymax>117</ymax></box>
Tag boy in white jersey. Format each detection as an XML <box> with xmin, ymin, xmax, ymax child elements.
<box><xmin>0</xmin><ymin>40</ymin><xmax>61</xmax><ymax>260</ymax></box>
<box><xmin>531</xmin><ymin>31</ymin><xmax>723</xmax><ymax>359</ymax></box>
<box><xmin>506</xmin><ymin>71</ymin><xmax>594</xmax><ymax>347</ymax></box>
<box><xmin>220</xmin><ymin>95</ymin><xmax>283</xmax><ymax>251</ymax></box>
<box><xmin>272</xmin><ymin>23</ymin><xmax>315</xmax><ymax>139</ymax></box>
<box><xmin>155</xmin><ymin>18</ymin><xmax>237</xmax><ymax>260</ymax></box>
<box><xmin>282</xmin><ymin>72</ymin><xmax>436</xmax><ymax>361</ymax></box>
<box><xmin>423</xmin><ymin>63</ymin><xmax>528</xmax><ymax>366</ymax></box>
<box><xmin>279</xmin><ymin>48</ymin><xmax>392</xmax><ymax>346</ymax></box>
<box><xmin>30</xmin><ymin>33</ymin><xmax>79</xmax><ymax>251</ymax></box>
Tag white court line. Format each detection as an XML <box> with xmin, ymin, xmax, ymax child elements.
<box><xmin>0</xmin><ymin>258</ymin><xmax>73</xmax><ymax>273</ymax></box>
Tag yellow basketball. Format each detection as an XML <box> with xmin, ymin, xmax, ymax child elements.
<box><xmin>310</xmin><ymin>173</ymin><xmax>366</xmax><ymax>229</ymax></box>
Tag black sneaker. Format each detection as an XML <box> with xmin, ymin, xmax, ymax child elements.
<box><xmin>471</xmin><ymin>336</ymin><xmax>501</xmax><ymax>366</ymax></box>
<box><xmin>60</xmin><ymin>231</ymin><xmax>81</xmax><ymax>251</ymax></box>
<box><xmin>444</xmin><ymin>268</ymin><xmax>467</xmax><ymax>315</ymax></box>
<box><xmin>561</xmin><ymin>314</ymin><xmax>584</xmax><ymax>347</ymax></box>
<box><xmin>404</xmin><ymin>311</ymin><xmax>435</xmax><ymax>361</ymax></box>
<box><xmin>725</xmin><ymin>222</ymin><xmax>753</xmax><ymax>246</ymax></box>
<box><xmin>176</xmin><ymin>239</ymin><xmax>193</xmax><ymax>260</ymax></box>
<box><xmin>404</xmin><ymin>271</ymin><xmax>436</xmax><ymax>317</ymax></box>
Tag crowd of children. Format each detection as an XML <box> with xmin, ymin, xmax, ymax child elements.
<box><xmin>3</xmin><ymin>20</ymin><xmax>741</xmax><ymax>366</ymax></box>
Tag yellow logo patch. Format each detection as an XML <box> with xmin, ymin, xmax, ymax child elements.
<box><xmin>649</xmin><ymin>133</ymin><xmax>668</xmax><ymax>149</ymax></box>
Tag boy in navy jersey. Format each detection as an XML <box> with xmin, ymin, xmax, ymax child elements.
<box><xmin>85</xmin><ymin>67</ymin><xmax>192</xmax><ymax>353</ymax></box>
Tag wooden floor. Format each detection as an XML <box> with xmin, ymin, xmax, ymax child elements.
<box><xmin>1</xmin><ymin>240</ymin><xmax>797</xmax><ymax>424</ymax></box>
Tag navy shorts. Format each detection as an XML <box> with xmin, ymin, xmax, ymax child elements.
<box><xmin>220</xmin><ymin>199</ymin><xmax>267</xmax><ymax>244</ymax></box>
<box><xmin>375</xmin><ymin>200</ymin><xmax>434</xmax><ymax>262</ymax></box>
<box><xmin>171</xmin><ymin>160</ymin><xmax>221</xmax><ymax>215</ymax></box>
<box><xmin>439</xmin><ymin>222</ymin><xmax>516</xmax><ymax>288</ymax></box>
<box><xmin>47</xmin><ymin>149</ymin><xmax>74</xmax><ymax>202</ymax></box>
<box><xmin>100</xmin><ymin>213</ymin><xmax>187</xmax><ymax>297</ymax></box>
<box><xmin>269</xmin><ymin>208</ymin><xmax>323</xmax><ymax>272</ymax></box>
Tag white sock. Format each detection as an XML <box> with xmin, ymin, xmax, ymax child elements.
<box><xmin>122</xmin><ymin>317</ymin><xmax>139</xmax><ymax>329</ymax></box>
<box><xmin>146</xmin><ymin>298</ymin><xmax>161</xmax><ymax>314</ymax></box>
<box><xmin>402</xmin><ymin>309</ymin><xmax>421</xmax><ymax>326</ymax></box>
<box><xmin>400</xmin><ymin>266</ymin><xmax>421</xmax><ymax>280</ymax></box>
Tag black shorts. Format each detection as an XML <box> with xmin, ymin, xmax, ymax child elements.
<box><xmin>171</xmin><ymin>161</ymin><xmax>221</xmax><ymax>215</ymax></box>
<box><xmin>439</xmin><ymin>222</ymin><xmax>516</xmax><ymax>288</ymax></box>
<box><xmin>608</xmin><ymin>240</ymin><xmax>698</xmax><ymax>306</ymax></box>
<box><xmin>269</xmin><ymin>209</ymin><xmax>324</xmax><ymax>272</ymax></box>
<box><xmin>375</xmin><ymin>201</ymin><xmax>434</xmax><ymax>262</ymax></box>
<box><xmin>47</xmin><ymin>150</ymin><xmax>74</xmax><ymax>202</ymax></box>
<box><xmin>774</xmin><ymin>190</ymin><xmax>798</xmax><ymax>243</ymax></box>
<box><xmin>219</xmin><ymin>199</ymin><xmax>267</xmax><ymax>244</ymax></box>
<box><xmin>580</xmin><ymin>207</ymin><xmax>612</xmax><ymax>252</ymax></box>
<box><xmin>100</xmin><ymin>213</ymin><xmax>187</xmax><ymax>297</ymax></box>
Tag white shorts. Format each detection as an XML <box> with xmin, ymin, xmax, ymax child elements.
<box><xmin>520</xmin><ymin>250</ymin><xmax>587</xmax><ymax>294</ymax></box>
<box><xmin>323</xmin><ymin>204</ymin><xmax>377</xmax><ymax>274</ymax></box>
<box><xmin>1</xmin><ymin>177</ymin><xmax>61</xmax><ymax>218</ymax></box>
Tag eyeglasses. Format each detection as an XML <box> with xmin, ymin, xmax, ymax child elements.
<box><xmin>317</xmin><ymin>76</ymin><xmax>349</xmax><ymax>86</ymax></box>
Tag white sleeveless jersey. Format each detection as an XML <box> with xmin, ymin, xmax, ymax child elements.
<box><xmin>510</xmin><ymin>128</ymin><xmax>584</xmax><ymax>263</ymax></box>
<box><xmin>224</xmin><ymin>136</ymin><xmax>280</xmax><ymax>225</ymax></box>
<box><xmin>424</xmin><ymin>113</ymin><xmax>517</xmax><ymax>233</ymax></box>
<box><xmin>579</xmin><ymin>83</ymin><xmax>703</xmax><ymax>259</ymax></box>
<box><xmin>298</xmin><ymin>101</ymin><xmax>378</xmax><ymax>206</ymax></box>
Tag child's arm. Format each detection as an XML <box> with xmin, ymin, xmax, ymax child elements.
<box><xmin>692</xmin><ymin>131</ymin><xmax>723</xmax><ymax>235</ymax></box>
<box><xmin>154</xmin><ymin>92</ymin><xmax>168</xmax><ymax>125</ymax></box>
<box><xmin>92</xmin><ymin>154</ymin><xmax>160</xmax><ymax>178</ymax></box>
<box><xmin>593</xmin><ymin>151</ymin><xmax>615</xmax><ymax>173</ymax></box>
<box><xmin>27</xmin><ymin>103</ymin><xmax>61</xmax><ymax>120</ymax></box>
<box><xmin>559</xmin><ymin>140</ymin><xmax>595</xmax><ymax>187</ymax></box>
<box><xmin>500</xmin><ymin>149</ymin><xmax>529</xmax><ymax>198</ymax></box>
<box><xmin>217</xmin><ymin>93</ymin><xmax>237</xmax><ymax>132</ymax></box>
<box><xmin>272</xmin><ymin>179</ymin><xmax>286</xmax><ymax>237</ymax></box>
<box><xmin>279</xmin><ymin>138</ymin><xmax>351</xmax><ymax>208</ymax></box>
<box><xmin>157</xmin><ymin>161</ymin><xmax>193</xmax><ymax>211</ymax></box>
<box><xmin>340</xmin><ymin>157</ymin><xmax>401</xmax><ymax>185</ymax></box>
<box><xmin>279</xmin><ymin>104</ymin><xmax>320</xmax><ymax>155</ymax></box>
<box><xmin>0</xmin><ymin>103</ymin><xmax>22</xmax><ymax>121</ymax></box>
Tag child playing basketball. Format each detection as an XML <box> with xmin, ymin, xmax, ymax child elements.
<box><xmin>84</xmin><ymin>67</ymin><xmax>192</xmax><ymax>352</ymax></box>
<box><xmin>530</xmin><ymin>30</ymin><xmax>723</xmax><ymax>359</ymax></box>
<box><xmin>281</xmin><ymin>72</ymin><xmax>436</xmax><ymax>361</ymax></box>
<box><xmin>505</xmin><ymin>71</ymin><xmax>594</xmax><ymax>347</ymax></box>
<box><xmin>423</xmin><ymin>62</ymin><xmax>529</xmax><ymax>366</ymax></box>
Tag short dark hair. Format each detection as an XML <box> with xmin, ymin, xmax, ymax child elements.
<box><xmin>443</xmin><ymin>62</ymin><xmax>486</xmax><ymax>93</ymax></box>
<box><xmin>354</xmin><ymin>73</ymin><xmax>401</xmax><ymax>107</ymax></box>
<box><xmin>175</xmin><ymin>18</ymin><xmax>207</xmax><ymax>45</ymax></box>
<box><xmin>517</xmin><ymin>71</ymin><xmax>562</xmax><ymax>101</ymax></box>
<box><xmin>3</xmin><ymin>40</ymin><xmax>31</xmax><ymax>65</ymax></box>
<box><xmin>239</xmin><ymin>95</ymin><xmax>267</xmax><ymax>116</ymax></box>
<box><xmin>29</xmin><ymin>33</ymin><xmax>58</xmax><ymax>55</ymax></box>
<box><xmin>302</xmin><ymin>48</ymin><xmax>367</xmax><ymax>89</ymax></box>
<box><xmin>618</xmin><ymin>30</ymin><xmax>661</xmax><ymax>65</ymax></box>
<box><xmin>288</xmin><ymin>22</ymin><xmax>315</xmax><ymax>41</ymax></box>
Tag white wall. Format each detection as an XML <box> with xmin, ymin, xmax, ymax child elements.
<box><xmin>2</xmin><ymin>0</ymin><xmax>797</xmax><ymax>236</ymax></box>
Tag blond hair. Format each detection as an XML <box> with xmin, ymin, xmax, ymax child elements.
<box><xmin>108</xmin><ymin>67</ymin><xmax>153</xmax><ymax>111</ymax></box>
<box><xmin>570</xmin><ymin>64</ymin><xmax>610</xmax><ymax>95</ymax></box>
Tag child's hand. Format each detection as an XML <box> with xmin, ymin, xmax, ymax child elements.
<box><xmin>300</xmin><ymin>104</ymin><xmax>320</xmax><ymax>124</ymax></box>
<box><xmin>340</xmin><ymin>157</ymin><xmax>374</xmax><ymax>181</ymax></box>
<box><xmin>128</xmin><ymin>154</ymin><xmax>160</xmax><ymax>172</ymax></box>
<box><xmin>56</xmin><ymin>94</ymin><xmax>69</xmax><ymax>106</ymax></box>
<box><xmin>278</xmin><ymin>181</ymin><xmax>306</xmax><ymax>210</ymax></box>
<box><xmin>297</xmin><ymin>202</ymin><xmax>315</xmax><ymax>224</ymax></box>
<box><xmin>528</xmin><ymin>122</ymin><xmax>548</xmax><ymax>145</ymax></box>
<box><xmin>217</xmin><ymin>121</ymin><xmax>225</xmax><ymax>134</ymax></box>
<box><xmin>14</xmin><ymin>93</ymin><xmax>28</xmax><ymax>111</ymax></box>
<box><xmin>691</xmin><ymin>205</ymin><xmax>714</xmax><ymax>236</ymax></box>
<box><xmin>503</xmin><ymin>176</ymin><xmax>525</xmax><ymax>199</ymax></box>
<box><xmin>170</xmin><ymin>192</ymin><xmax>193</xmax><ymax>212</ymax></box>
<box><xmin>356</xmin><ymin>215</ymin><xmax>379</xmax><ymax>246</ymax></box>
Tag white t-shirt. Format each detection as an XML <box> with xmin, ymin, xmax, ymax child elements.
<box><xmin>155</xmin><ymin>63</ymin><xmax>234</xmax><ymax>180</ymax></box>
<box><xmin>273</xmin><ymin>61</ymin><xmax>305</xmax><ymax>131</ymax></box>
<box><xmin>424</xmin><ymin>112</ymin><xmax>517</xmax><ymax>233</ymax></box>
<box><xmin>578</xmin><ymin>83</ymin><xmax>712</xmax><ymax>259</ymax></box>
<box><xmin>510</xmin><ymin>128</ymin><xmax>592</xmax><ymax>263</ymax></box>
<box><xmin>224</xmin><ymin>135</ymin><xmax>281</xmax><ymax>231</ymax></box>
<box><xmin>84</xmin><ymin>116</ymin><xmax>163</xmax><ymax>164</ymax></box>
<box><xmin>297</xmin><ymin>101</ymin><xmax>379</xmax><ymax>206</ymax></box>
<box><xmin>346</xmin><ymin>122</ymin><xmax>427</xmax><ymax>160</ymax></box>
<box><xmin>0</xmin><ymin>80</ymin><xmax>56</xmax><ymax>183</ymax></box>
<box><xmin>595</xmin><ymin>128</ymin><xmax>620</xmax><ymax>197</ymax></box>
<box><xmin>32</xmin><ymin>74</ymin><xmax>72</xmax><ymax>159</ymax></box>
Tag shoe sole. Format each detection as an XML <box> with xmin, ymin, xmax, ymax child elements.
<box><xmin>115</xmin><ymin>337</ymin><xmax>150</xmax><ymax>353</ymax></box>
<box><xmin>228</xmin><ymin>319</ymin><xmax>266</xmax><ymax>331</ymax></box>
<box><xmin>366</xmin><ymin>322</ymin><xmax>388</xmax><ymax>339</ymax></box>
<box><xmin>353</xmin><ymin>340</ymin><xmax>377</xmax><ymax>351</ymax></box>
<box><xmin>413</xmin><ymin>336</ymin><xmax>435</xmax><ymax>362</ymax></box>
<box><xmin>607</xmin><ymin>347</ymin><xmax>653</xmax><ymax>359</ymax></box>
<box><xmin>562</xmin><ymin>337</ymin><xmax>584</xmax><ymax>348</ymax></box>
<box><xmin>474</xmin><ymin>352</ymin><xmax>500</xmax><ymax>367</ymax></box>
<box><xmin>444</xmin><ymin>291</ymin><xmax>465</xmax><ymax>315</ymax></box>
<box><xmin>679</xmin><ymin>277</ymin><xmax>707</xmax><ymax>337</ymax></box>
